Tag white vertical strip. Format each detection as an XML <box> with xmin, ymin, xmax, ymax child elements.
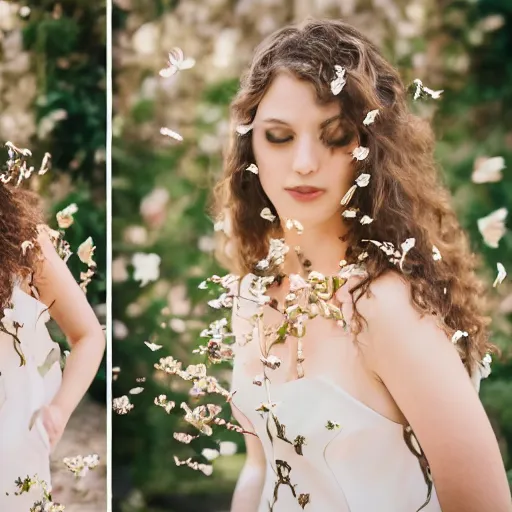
<box><xmin>105</xmin><ymin>0</ymin><xmax>112</xmax><ymax>510</ymax></box>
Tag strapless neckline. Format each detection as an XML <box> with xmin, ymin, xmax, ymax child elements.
<box><xmin>264</xmin><ymin>375</ymin><xmax>406</xmax><ymax>428</ymax></box>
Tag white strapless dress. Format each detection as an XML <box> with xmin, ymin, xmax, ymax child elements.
<box><xmin>0</xmin><ymin>281</ymin><xmax>62</xmax><ymax>509</ymax></box>
<box><xmin>230</xmin><ymin>274</ymin><xmax>458</xmax><ymax>512</ymax></box>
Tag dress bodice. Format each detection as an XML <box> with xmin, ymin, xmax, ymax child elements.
<box><xmin>230</xmin><ymin>273</ymin><xmax>445</xmax><ymax>512</ymax></box>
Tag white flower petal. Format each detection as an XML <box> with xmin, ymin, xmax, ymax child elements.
<box><xmin>201</xmin><ymin>448</ymin><xmax>220</xmax><ymax>461</ymax></box>
<box><xmin>477</xmin><ymin>208</ymin><xmax>508</xmax><ymax>248</ymax></box>
<box><xmin>472</xmin><ymin>156</ymin><xmax>505</xmax><ymax>184</ymax></box>
<box><xmin>132</xmin><ymin>252</ymin><xmax>161</xmax><ymax>287</ymax></box>
<box><xmin>246</xmin><ymin>163</ymin><xmax>259</xmax><ymax>174</ymax></box>
<box><xmin>352</xmin><ymin>146</ymin><xmax>370</xmax><ymax>161</ymax></box>
<box><xmin>144</xmin><ymin>341</ymin><xmax>163</xmax><ymax>351</ymax></box>
<box><xmin>342</xmin><ymin>208</ymin><xmax>357</xmax><ymax>218</ymax></box>
<box><xmin>360</xmin><ymin>215</ymin><xmax>373</xmax><ymax>225</ymax></box>
<box><xmin>355</xmin><ymin>173</ymin><xmax>371</xmax><ymax>187</ymax></box>
<box><xmin>236</xmin><ymin>123</ymin><xmax>253</xmax><ymax>135</ymax></box>
<box><xmin>493</xmin><ymin>262</ymin><xmax>507</xmax><ymax>288</ymax></box>
<box><xmin>160</xmin><ymin>127</ymin><xmax>183</xmax><ymax>142</ymax></box>
<box><xmin>363</xmin><ymin>109</ymin><xmax>379</xmax><ymax>126</ymax></box>
<box><xmin>77</xmin><ymin>237</ymin><xmax>96</xmax><ymax>267</ymax></box>
<box><xmin>432</xmin><ymin>245</ymin><xmax>442</xmax><ymax>261</ymax></box>
<box><xmin>451</xmin><ymin>330</ymin><xmax>468</xmax><ymax>344</ymax></box>
<box><xmin>219</xmin><ymin>441</ymin><xmax>237</xmax><ymax>456</ymax></box>
<box><xmin>260</xmin><ymin>207</ymin><xmax>276</xmax><ymax>222</ymax></box>
<box><xmin>340</xmin><ymin>185</ymin><xmax>357</xmax><ymax>206</ymax></box>
<box><xmin>330</xmin><ymin>65</ymin><xmax>347</xmax><ymax>95</ymax></box>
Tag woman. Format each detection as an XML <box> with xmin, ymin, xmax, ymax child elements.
<box><xmin>0</xmin><ymin>154</ymin><xmax>105</xmax><ymax>509</ymax></box>
<box><xmin>212</xmin><ymin>18</ymin><xmax>511</xmax><ymax>512</ymax></box>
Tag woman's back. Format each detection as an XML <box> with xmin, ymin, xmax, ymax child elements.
<box><xmin>0</xmin><ymin>278</ymin><xmax>62</xmax><ymax>508</ymax></box>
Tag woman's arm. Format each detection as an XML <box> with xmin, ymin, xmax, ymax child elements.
<box><xmin>230</xmin><ymin>402</ymin><xmax>266</xmax><ymax>512</ymax></box>
<box><xmin>34</xmin><ymin>229</ymin><xmax>106</xmax><ymax>448</ymax></box>
<box><xmin>229</xmin><ymin>277</ymin><xmax>267</xmax><ymax>512</ymax></box>
<box><xmin>358</xmin><ymin>272</ymin><xmax>511</xmax><ymax>512</ymax></box>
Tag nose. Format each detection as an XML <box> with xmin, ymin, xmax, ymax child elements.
<box><xmin>292</xmin><ymin>135</ymin><xmax>320</xmax><ymax>176</ymax></box>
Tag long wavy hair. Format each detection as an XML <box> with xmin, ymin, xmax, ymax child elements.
<box><xmin>0</xmin><ymin>181</ymin><xmax>45</xmax><ymax>310</ymax></box>
<box><xmin>212</xmin><ymin>18</ymin><xmax>494</xmax><ymax>375</ymax></box>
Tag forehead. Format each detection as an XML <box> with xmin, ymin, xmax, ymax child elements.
<box><xmin>255</xmin><ymin>71</ymin><xmax>341</xmax><ymax>122</ymax></box>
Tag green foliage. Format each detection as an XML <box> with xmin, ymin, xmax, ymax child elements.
<box><xmin>20</xmin><ymin>1</ymin><xmax>107</xmax><ymax>399</ymax></box>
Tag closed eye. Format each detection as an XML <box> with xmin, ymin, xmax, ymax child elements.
<box><xmin>321</xmin><ymin>133</ymin><xmax>353</xmax><ymax>148</ymax></box>
<box><xmin>265</xmin><ymin>131</ymin><xmax>292</xmax><ymax>144</ymax></box>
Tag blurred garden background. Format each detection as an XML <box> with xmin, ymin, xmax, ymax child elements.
<box><xmin>0</xmin><ymin>1</ymin><xmax>107</xmax><ymax>509</ymax></box>
<box><xmin>112</xmin><ymin>0</ymin><xmax>512</xmax><ymax>511</ymax></box>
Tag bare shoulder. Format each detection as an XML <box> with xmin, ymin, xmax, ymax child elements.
<box><xmin>352</xmin><ymin>269</ymin><xmax>460</xmax><ymax>385</ymax></box>
<box><xmin>352</xmin><ymin>274</ymin><xmax>511</xmax><ymax>510</ymax></box>
<box><xmin>355</xmin><ymin>269</ymin><xmax>413</xmax><ymax>318</ymax></box>
<box><xmin>353</xmin><ymin>270</ymin><xmax>426</xmax><ymax>347</ymax></box>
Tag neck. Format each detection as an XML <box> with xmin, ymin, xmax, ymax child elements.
<box><xmin>281</xmin><ymin>216</ymin><xmax>349</xmax><ymax>277</ymax></box>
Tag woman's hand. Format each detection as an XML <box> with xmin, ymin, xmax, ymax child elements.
<box><xmin>40</xmin><ymin>403</ymin><xmax>70</xmax><ymax>450</ymax></box>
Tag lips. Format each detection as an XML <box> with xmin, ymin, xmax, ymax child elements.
<box><xmin>288</xmin><ymin>186</ymin><xmax>322</xmax><ymax>194</ymax></box>
<box><xmin>285</xmin><ymin>186</ymin><xmax>325</xmax><ymax>202</ymax></box>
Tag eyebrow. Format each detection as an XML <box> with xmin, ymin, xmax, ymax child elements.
<box><xmin>261</xmin><ymin>115</ymin><xmax>340</xmax><ymax>129</ymax></box>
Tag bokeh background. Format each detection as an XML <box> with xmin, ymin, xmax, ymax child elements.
<box><xmin>0</xmin><ymin>1</ymin><xmax>107</xmax><ymax>510</ymax></box>
<box><xmin>112</xmin><ymin>1</ymin><xmax>512</xmax><ymax>511</ymax></box>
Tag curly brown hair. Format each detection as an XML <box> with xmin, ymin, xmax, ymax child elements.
<box><xmin>212</xmin><ymin>18</ymin><xmax>494</xmax><ymax>375</ymax></box>
<box><xmin>0</xmin><ymin>180</ymin><xmax>45</xmax><ymax>310</ymax></box>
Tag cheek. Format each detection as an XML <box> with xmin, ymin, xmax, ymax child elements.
<box><xmin>253</xmin><ymin>140</ymin><xmax>287</xmax><ymax>193</ymax></box>
<box><xmin>329</xmin><ymin>153</ymin><xmax>355</xmax><ymax>190</ymax></box>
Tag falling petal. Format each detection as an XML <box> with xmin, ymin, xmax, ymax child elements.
<box><xmin>285</xmin><ymin>218</ymin><xmax>304</xmax><ymax>234</ymax></box>
<box><xmin>38</xmin><ymin>152</ymin><xmax>51</xmax><ymax>175</ymax></box>
<box><xmin>160</xmin><ymin>127</ymin><xmax>184</xmax><ymax>142</ymax></box>
<box><xmin>246</xmin><ymin>163</ymin><xmax>259</xmax><ymax>174</ymax></box>
<box><xmin>340</xmin><ymin>185</ymin><xmax>357</xmax><ymax>206</ymax></box>
<box><xmin>21</xmin><ymin>240</ymin><xmax>34</xmax><ymax>255</ymax></box>
<box><xmin>360</xmin><ymin>215</ymin><xmax>373</xmax><ymax>225</ymax></box>
<box><xmin>77</xmin><ymin>237</ymin><xmax>97</xmax><ymax>267</ymax></box>
<box><xmin>399</xmin><ymin>238</ymin><xmax>416</xmax><ymax>270</ymax></box>
<box><xmin>432</xmin><ymin>245</ymin><xmax>442</xmax><ymax>261</ymax></box>
<box><xmin>342</xmin><ymin>208</ymin><xmax>357</xmax><ymax>218</ymax></box>
<box><xmin>260</xmin><ymin>355</ymin><xmax>281</xmax><ymax>370</ymax></box>
<box><xmin>159</xmin><ymin>47</ymin><xmax>195</xmax><ymax>77</ymax></box>
<box><xmin>451</xmin><ymin>330</ymin><xmax>468</xmax><ymax>344</ymax></box>
<box><xmin>413</xmin><ymin>79</ymin><xmax>423</xmax><ymax>100</ymax></box>
<box><xmin>113</xmin><ymin>396</ymin><xmax>134</xmax><ymax>415</ymax></box>
<box><xmin>253</xmin><ymin>374</ymin><xmax>265</xmax><ymax>386</ymax></box>
<box><xmin>472</xmin><ymin>156</ymin><xmax>505</xmax><ymax>184</ymax></box>
<box><xmin>201</xmin><ymin>448</ymin><xmax>220</xmax><ymax>461</ymax></box>
<box><xmin>236</xmin><ymin>123</ymin><xmax>253</xmax><ymax>135</ymax></box>
<box><xmin>219</xmin><ymin>441</ymin><xmax>238</xmax><ymax>456</ymax></box>
<box><xmin>493</xmin><ymin>262</ymin><xmax>507</xmax><ymax>288</ymax></box>
<box><xmin>477</xmin><ymin>208</ymin><xmax>508</xmax><ymax>248</ymax></box>
<box><xmin>174</xmin><ymin>432</ymin><xmax>198</xmax><ymax>444</ymax></box>
<box><xmin>355</xmin><ymin>173</ymin><xmax>371</xmax><ymax>187</ymax></box>
<box><xmin>129</xmin><ymin>387</ymin><xmax>144</xmax><ymax>395</ymax></box>
<box><xmin>260</xmin><ymin>207</ymin><xmax>276</xmax><ymax>222</ymax></box>
<box><xmin>330</xmin><ymin>65</ymin><xmax>347</xmax><ymax>95</ymax></box>
<box><xmin>352</xmin><ymin>146</ymin><xmax>370</xmax><ymax>161</ymax></box>
<box><xmin>144</xmin><ymin>341</ymin><xmax>163</xmax><ymax>351</ymax></box>
<box><xmin>413</xmin><ymin>78</ymin><xmax>443</xmax><ymax>100</ymax></box>
<box><xmin>132</xmin><ymin>252</ymin><xmax>161</xmax><ymax>287</ymax></box>
<box><xmin>363</xmin><ymin>109</ymin><xmax>379</xmax><ymax>126</ymax></box>
<box><xmin>423</xmin><ymin>85</ymin><xmax>444</xmax><ymax>99</ymax></box>
<box><xmin>56</xmin><ymin>203</ymin><xmax>79</xmax><ymax>229</ymax></box>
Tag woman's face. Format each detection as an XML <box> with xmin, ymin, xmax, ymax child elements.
<box><xmin>252</xmin><ymin>72</ymin><xmax>358</xmax><ymax>231</ymax></box>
